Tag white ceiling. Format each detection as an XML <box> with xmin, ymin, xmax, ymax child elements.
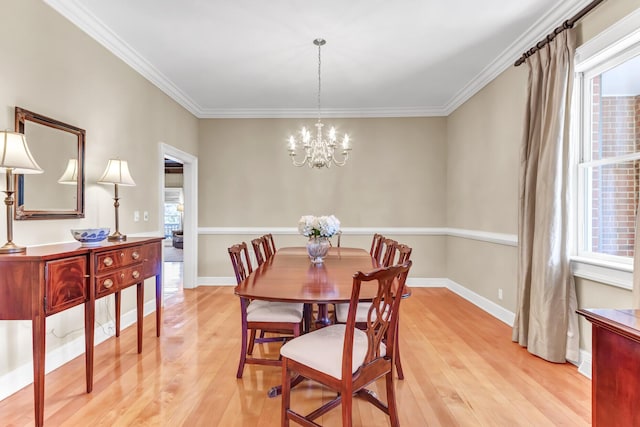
<box><xmin>44</xmin><ymin>0</ymin><xmax>593</xmax><ymax>118</ymax></box>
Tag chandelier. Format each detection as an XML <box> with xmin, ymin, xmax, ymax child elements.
<box><xmin>288</xmin><ymin>38</ymin><xmax>351</xmax><ymax>168</ymax></box>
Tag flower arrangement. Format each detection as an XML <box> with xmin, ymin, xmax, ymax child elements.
<box><xmin>298</xmin><ymin>215</ymin><xmax>341</xmax><ymax>238</ymax></box>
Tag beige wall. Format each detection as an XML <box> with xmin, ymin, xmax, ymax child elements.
<box><xmin>197</xmin><ymin>117</ymin><xmax>447</xmax><ymax>278</ymax></box>
<box><xmin>444</xmin><ymin>0</ymin><xmax>640</xmax><ymax>353</ymax></box>
<box><xmin>1</xmin><ymin>0</ymin><xmax>639</xmax><ymax>391</ymax></box>
<box><xmin>0</xmin><ymin>0</ymin><xmax>198</xmax><ymax>378</ymax></box>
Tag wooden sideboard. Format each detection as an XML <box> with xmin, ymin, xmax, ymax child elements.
<box><xmin>0</xmin><ymin>237</ymin><xmax>163</xmax><ymax>427</ymax></box>
<box><xmin>577</xmin><ymin>308</ymin><xmax>640</xmax><ymax>427</ymax></box>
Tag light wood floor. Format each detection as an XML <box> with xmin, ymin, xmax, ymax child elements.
<box><xmin>0</xmin><ymin>287</ymin><xmax>591</xmax><ymax>426</ymax></box>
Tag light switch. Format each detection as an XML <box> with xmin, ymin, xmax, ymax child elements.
<box><xmin>143</xmin><ymin>211</ymin><xmax>149</xmax><ymax>221</ymax></box>
<box><xmin>134</xmin><ymin>210</ymin><xmax>140</xmax><ymax>222</ymax></box>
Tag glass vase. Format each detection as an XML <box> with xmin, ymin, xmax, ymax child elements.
<box><xmin>306</xmin><ymin>237</ymin><xmax>330</xmax><ymax>264</ymax></box>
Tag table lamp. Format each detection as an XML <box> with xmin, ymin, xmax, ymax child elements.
<box><xmin>0</xmin><ymin>131</ymin><xmax>43</xmax><ymax>253</ymax></box>
<box><xmin>98</xmin><ymin>159</ymin><xmax>135</xmax><ymax>241</ymax></box>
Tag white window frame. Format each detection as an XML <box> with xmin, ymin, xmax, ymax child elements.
<box><xmin>571</xmin><ymin>8</ymin><xmax>640</xmax><ymax>289</ymax></box>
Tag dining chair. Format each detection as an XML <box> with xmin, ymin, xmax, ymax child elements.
<box><xmin>380</xmin><ymin>238</ymin><xmax>398</xmax><ymax>267</ymax></box>
<box><xmin>335</xmin><ymin>242</ymin><xmax>412</xmax><ymax>379</ymax></box>
<box><xmin>370</xmin><ymin>233</ymin><xmax>383</xmax><ymax>259</ymax></box>
<box><xmin>265</xmin><ymin>233</ymin><xmax>276</xmax><ymax>257</ymax></box>
<box><xmin>228</xmin><ymin>242</ymin><xmax>304</xmax><ymax>378</ymax></box>
<box><xmin>280</xmin><ymin>261</ymin><xmax>412</xmax><ymax>427</ymax></box>
<box><xmin>251</xmin><ymin>237</ymin><xmax>267</xmax><ymax>266</ymax></box>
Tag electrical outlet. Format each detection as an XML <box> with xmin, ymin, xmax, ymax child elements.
<box><xmin>143</xmin><ymin>211</ymin><xmax>149</xmax><ymax>221</ymax></box>
<box><xmin>498</xmin><ymin>288</ymin><xmax>503</xmax><ymax>300</ymax></box>
<box><xmin>133</xmin><ymin>210</ymin><xmax>140</xmax><ymax>222</ymax></box>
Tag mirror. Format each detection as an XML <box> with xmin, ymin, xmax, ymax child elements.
<box><xmin>14</xmin><ymin>107</ymin><xmax>85</xmax><ymax>219</ymax></box>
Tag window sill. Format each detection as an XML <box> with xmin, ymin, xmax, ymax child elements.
<box><xmin>570</xmin><ymin>256</ymin><xmax>632</xmax><ymax>290</ymax></box>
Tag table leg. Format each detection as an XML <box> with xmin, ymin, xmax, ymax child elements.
<box><xmin>268</xmin><ymin>374</ymin><xmax>305</xmax><ymax>398</ymax></box>
<box><xmin>32</xmin><ymin>314</ymin><xmax>45</xmax><ymax>427</ymax></box>
<box><xmin>85</xmin><ymin>300</ymin><xmax>94</xmax><ymax>393</ymax></box>
<box><xmin>155</xmin><ymin>274</ymin><xmax>162</xmax><ymax>337</ymax></box>
<box><xmin>316</xmin><ymin>303</ymin><xmax>331</xmax><ymax>327</ymax></box>
<box><xmin>115</xmin><ymin>291</ymin><xmax>121</xmax><ymax>337</ymax></box>
<box><xmin>137</xmin><ymin>282</ymin><xmax>143</xmax><ymax>353</ymax></box>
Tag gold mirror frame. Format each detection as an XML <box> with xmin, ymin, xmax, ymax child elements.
<box><xmin>14</xmin><ymin>107</ymin><xmax>85</xmax><ymax>219</ymax></box>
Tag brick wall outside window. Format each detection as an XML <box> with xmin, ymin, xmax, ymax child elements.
<box><xmin>590</xmin><ymin>75</ymin><xmax>640</xmax><ymax>257</ymax></box>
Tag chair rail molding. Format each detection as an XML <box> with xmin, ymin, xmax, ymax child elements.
<box><xmin>198</xmin><ymin>226</ymin><xmax>518</xmax><ymax>246</ymax></box>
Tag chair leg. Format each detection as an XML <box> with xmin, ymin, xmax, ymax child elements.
<box><xmin>237</xmin><ymin>329</ymin><xmax>248</xmax><ymax>378</ymax></box>
<box><xmin>385</xmin><ymin>371</ymin><xmax>399</xmax><ymax>427</ymax></box>
<box><xmin>394</xmin><ymin>313</ymin><xmax>404</xmax><ymax>379</ymax></box>
<box><xmin>237</xmin><ymin>299</ymin><xmax>249</xmax><ymax>378</ymax></box>
<box><xmin>281</xmin><ymin>358</ymin><xmax>291</xmax><ymax>427</ymax></box>
<box><xmin>248</xmin><ymin>329</ymin><xmax>257</xmax><ymax>355</ymax></box>
<box><xmin>341</xmin><ymin>388</ymin><xmax>353</xmax><ymax>427</ymax></box>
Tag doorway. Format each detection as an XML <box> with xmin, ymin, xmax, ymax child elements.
<box><xmin>159</xmin><ymin>143</ymin><xmax>198</xmax><ymax>292</ymax></box>
<box><xmin>163</xmin><ymin>160</ymin><xmax>184</xmax><ymax>294</ymax></box>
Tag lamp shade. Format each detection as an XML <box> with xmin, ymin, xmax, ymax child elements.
<box><xmin>0</xmin><ymin>131</ymin><xmax>43</xmax><ymax>174</ymax></box>
<box><xmin>98</xmin><ymin>159</ymin><xmax>135</xmax><ymax>186</ymax></box>
<box><xmin>58</xmin><ymin>158</ymin><xmax>78</xmax><ymax>184</ymax></box>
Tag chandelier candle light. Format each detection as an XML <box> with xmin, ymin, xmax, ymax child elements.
<box><xmin>298</xmin><ymin>214</ymin><xmax>341</xmax><ymax>264</ymax></box>
<box><xmin>288</xmin><ymin>38</ymin><xmax>351</xmax><ymax>168</ymax></box>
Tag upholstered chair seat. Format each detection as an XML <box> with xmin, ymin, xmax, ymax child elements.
<box><xmin>281</xmin><ymin>324</ymin><xmax>386</xmax><ymax>380</ymax></box>
<box><xmin>247</xmin><ymin>301</ymin><xmax>304</xmax><ymax>323</ymax></box>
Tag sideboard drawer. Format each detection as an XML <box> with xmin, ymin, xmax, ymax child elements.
<box><xmin>95</xmin><ymin>265</ymin><xmax>144</xmax><ymax>297</ymax></box>
<box><xmin>96</xmin><ymin>247</ymin><xmax>143</xmax><ymax>272</ymax></box>
<box><xmin>45</xmin><ymin>256</ymin><xmax>88</xmax><ymax>315</ymax></box>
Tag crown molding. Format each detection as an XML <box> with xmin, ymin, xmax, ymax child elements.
<box><xmin>197</xmin><ymin>106</ymin><xmax>449</xmax><ymax>119</ymax></box>
<box><xmin>43</xmin><ymin>0</ymin><xmax>203</xmax><ymax>117</ymax></box>
<box><xmin>44</xmin><ymin>0</ymin><xmax>594</xmax><ymax>119</ymax></box>
<box><xmin>442</xmin><ymin>0</ymin><xmax>595</xmax><ymax>115</ymax></box>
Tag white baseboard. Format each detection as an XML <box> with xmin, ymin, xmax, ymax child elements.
<box><xmin>577</xmin><ymin>349</ymin><xmax>592</xmax><ymax>379</ymax></box>
<box><xmin>198</xmin><ymin>276</ymin><xmax>236</xmax><ymax>286</ymax></box>
<box><xmin>198</xmin><ymin>275</ymin><xmax>516</xmax><ymax>327</ymax></box>
<box><xmin>0</xmin><ymin>299</ymin><xmax>157</xmax><ymax>401</ymax></box>
<box><xmin>441</xmin><ymin>278</ymin><xmax>516</xmax><ymax>326</ymax></box>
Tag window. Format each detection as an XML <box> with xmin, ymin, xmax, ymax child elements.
<box><xmin>571</xmin><ymin>10</ymin><xmax>640</xmax><ymax>287</ymax></box>
<box><xmin>577</xmin><ymin>50</ymin><xmax>640</xmax><ymax>263</ymax></box>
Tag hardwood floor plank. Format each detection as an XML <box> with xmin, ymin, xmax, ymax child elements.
<box><xmin>0</xmin><ymin>287</ymin><xmax>591</xmax><ymax>426</ymax></box>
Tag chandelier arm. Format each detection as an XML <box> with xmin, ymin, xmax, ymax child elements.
<box><xmin>331</xmin><ymin>152</ymin><xmax>350</xmax><ymax>167</ymax></box>
<box><xmin>289</xmin><ymin>151</ymin><xmax>309</xmax><ymax>167</ymax></box>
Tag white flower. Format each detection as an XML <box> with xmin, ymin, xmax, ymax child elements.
<box><xmin>298</xmin><ymin>214</ymin><xmax>341</xmax><ymax>238</ymax></box>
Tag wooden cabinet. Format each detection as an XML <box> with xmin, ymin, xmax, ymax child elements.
<box><xmin>577</xmin><ymin>308</ymin><xmax>640</xmax><ymax>427</ymax></box>
<box><xmin>45</xmin><ymin>256</ymin><xmax>87</xmax><ymax>314</ymax></box>
<box><xmin>0</xmin><ymin>237</ymin><xmax>163</xmax><ymax>427</ymax></box>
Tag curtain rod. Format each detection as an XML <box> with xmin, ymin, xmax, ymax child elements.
<box><xmin>514</xmin><ymin>0</ymin><xmax>605</xmax><ymax>66</ymax></box>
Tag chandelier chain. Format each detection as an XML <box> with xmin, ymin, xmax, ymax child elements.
<box><xmin>317</xmin><ymin>41</ymin><xmax>322</xmax><ymax>121</ymax></box>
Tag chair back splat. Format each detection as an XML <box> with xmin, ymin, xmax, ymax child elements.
<box><xmin>228</xmin><ymin>242</ymin><xmax>253</xmax><ymax>283</ymax></box>
<box><xmin>370</xmin><ymin>233</ymin><xmax>383</xmax><ymax>259</ymax></box>
<box><xmin>265</xmin><ymin>233</ymin><xmax>276</xmax><ymax>257</ymax></box>
<box><xmin>251</xmin><ymin>238</ymin><xmax>266</xmax><ymax>266</ymax></box>
<box><xmin>280</xmin><ymin>261</ymin><xmax>412</xmax><ymax>427</ymax></box>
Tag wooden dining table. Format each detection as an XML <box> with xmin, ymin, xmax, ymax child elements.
<box><xmin>234</xmin><ymin>246</ymin><xmax>411</xmax><ymax>397</ymax></box>
<box><xmin>234</xmin><ymin>246</ymin><xmax>382</xmax><ymax>325</ymax></box>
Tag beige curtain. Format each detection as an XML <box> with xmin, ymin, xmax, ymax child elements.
<box><xmin>512</xmin><ymin>28</ymin><xmax>579</xmax><ymax>363</ymax></box>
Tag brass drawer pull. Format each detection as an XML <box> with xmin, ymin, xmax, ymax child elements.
<box><xmin>132</xmin><ymin>270</ymin><xmax>140</xmax><ymax>279</ymax></box>
<box><xmin>103</xmin><ymin>279</ymin><xmax>114</xmax><ymax>289</ymax></box>
<box><xmin>103</xmin><ymin>257</ymin><xmax>113</xmax><ymax>267</ymax></box>
<box><xmin>132</xmin><ymin>251</ymin><xmax>140</xmax><ymax>260</ymax></box>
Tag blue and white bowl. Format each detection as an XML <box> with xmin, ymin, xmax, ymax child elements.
<box><xmin>71</xmin><ymin>228</ymin><xmax>110</xmax><ymax>246</ymax></box>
